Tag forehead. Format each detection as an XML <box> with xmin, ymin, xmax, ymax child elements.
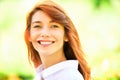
<box><xmin>31</xmin><ymin>10</ymin><xmax>51</xmax><ymax>23</ymax></box>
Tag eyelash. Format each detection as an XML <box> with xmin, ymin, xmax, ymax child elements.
<box><xmin>51</xmin><ymin>25</ymin><xmax>59</xmax><ymax>28</ymax></box>
<box><xmin>33</xmin><ymin>25</ymin><xmax>41</xmax><ymax>28</ymax></box>
<box><xmin>32</xmin><ymin>24</ymin><xmax>60</xmax><ymax>29</ymax></box>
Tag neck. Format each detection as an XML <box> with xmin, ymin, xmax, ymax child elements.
<box><xmin>40</xmin><ymin>52</ymin><xmax>66</xmax><ymax>69</ymax></box>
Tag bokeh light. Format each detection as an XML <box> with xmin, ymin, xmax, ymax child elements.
<box><xmin>0</xmin><ymin>0</ymin><xmax>120</xmax><ymax>80</ymax></box>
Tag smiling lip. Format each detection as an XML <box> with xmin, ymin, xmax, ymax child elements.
<box><xmin>37</xmin><ymin>40</ymin><xmax>55</xmax><ymax>46</ymax></box>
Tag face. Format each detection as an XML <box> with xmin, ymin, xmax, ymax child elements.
<box><xmin>29</xmin><ymin>10</ymin><xmax>68</xmax><ymax>56</ymax></box>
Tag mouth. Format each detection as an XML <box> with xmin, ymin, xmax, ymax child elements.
<box><xmin>37</xmin><ymin>40</ymin><xmax>55</xmax><ymax>46</ymax></box>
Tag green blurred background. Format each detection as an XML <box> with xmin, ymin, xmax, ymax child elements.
<box><xmin>0</xmin><ymin>0</ymin><xmax>120</xmax><ymax>80</ymax></box>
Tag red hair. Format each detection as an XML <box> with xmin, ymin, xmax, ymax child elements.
<box><xmin>24</xmin><ymin>1</ymin><xmax>91</xmax><ymax>80</ymax></box>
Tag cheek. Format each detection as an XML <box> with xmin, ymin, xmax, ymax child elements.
<box><xmin>52</xmin><ymin>30</ymin><xmax>65</xmax><ymax>40</ymax></box>
<box><xmin>29</xmin><ymin>31</ymin><xmax>38</xmax><ymax>41</ymax></box>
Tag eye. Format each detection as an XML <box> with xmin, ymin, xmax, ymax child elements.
<box><xmin>32</xmin><ymin>25</ymin><xmax>42</xmax><ymax>28</ymax></box>
<box><xmin>51</xmin><ymin>25</ymin><xmax>59</xmax><ymax>28</ymax></box>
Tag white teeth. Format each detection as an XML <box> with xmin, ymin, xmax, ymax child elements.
<box><xmin>40</xmin><ymin>42</ymin><xmax>53</xmax><ymax>45</ymax></box>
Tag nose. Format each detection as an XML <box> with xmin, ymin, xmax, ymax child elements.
<box><xmin>41</xmin><ymin>27</ymin><xmax>50</xmax><ymax>37</ymax></box>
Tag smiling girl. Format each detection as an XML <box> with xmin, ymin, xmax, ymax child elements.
<box><xmin>24</xmin><ymin>0</ymin><xmax>91</xmax><ymax>80</ymax></box>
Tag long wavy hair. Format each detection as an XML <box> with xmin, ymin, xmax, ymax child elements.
<box><xmin>24</xmin><ymin>1</ymin><xmax>91</xmax><ymax>80</ymax></box>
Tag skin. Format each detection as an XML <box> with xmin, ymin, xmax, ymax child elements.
<box><xmin>29</xmin><ymin>10</ymin><xmax>68</xmax><ymax>69</ymax></box>
<box><xmin>25</xmin><ymin>1</ymin><xmax>91</xmax><ymax>79</ymax></box>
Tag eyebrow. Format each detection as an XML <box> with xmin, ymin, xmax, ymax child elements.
<box><xmin>31</xmin><ymin>21</ymin><xmax>41</xmax><ymax>24</ymax></box>
<box><xmin>31</xmin><ymin>20</ymin><xmax>55</xmax><ymax>24</ymax></box>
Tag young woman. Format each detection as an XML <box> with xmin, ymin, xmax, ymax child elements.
<box><xmin>24</xmin><ymin>0</ymin><xmax>91</xmax><ymax>80</ymax></box>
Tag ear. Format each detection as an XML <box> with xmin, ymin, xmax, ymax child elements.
<box><xmin>28</xmin><ymin>36</ymin><xmax>32</xmax><ymax>42</ymax></box>
<box><xmin>64</xmin><ymin>36</ymin><xmax>68</xmax><ymax>42</ymax></box>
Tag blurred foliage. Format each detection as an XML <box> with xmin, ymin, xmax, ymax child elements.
<box><xmin>92</xmin><ymin>0</ymin><xmax>111</xmax><ymax>9</ymax></box>
<box><xmin>0</xmin><ymin>0</ymin><xmax>120</xmax><ymax>80</ymax></box>
<box><xmin>0</xmin><ymin>73</ymin><xmax>33</xmax><ymax>80</ymax></box>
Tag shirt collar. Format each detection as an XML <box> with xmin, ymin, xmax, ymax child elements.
<box><xmin>36</xmin><ymin>60</ymin><xmax>79</xmax><ymax>78</ymax></box>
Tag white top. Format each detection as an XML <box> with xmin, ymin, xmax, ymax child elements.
<box><xmin>34</xmin><ymin>60</ymin><xmax>84</xmax><ymax>80</ymax></box>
